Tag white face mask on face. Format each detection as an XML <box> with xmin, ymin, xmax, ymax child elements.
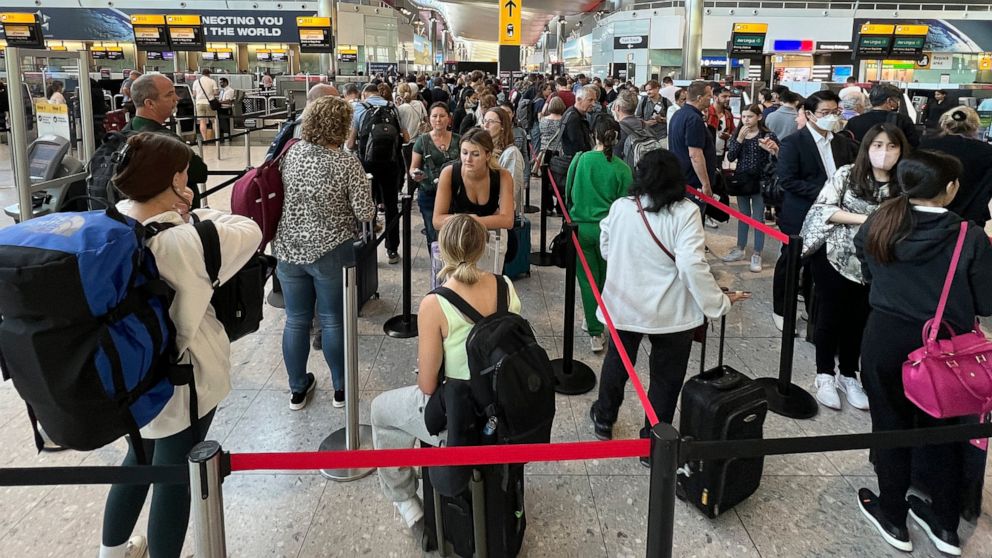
<box><xmin>812</xmin><ymin>113</ymin><xmax>843</xmax><ymax>133</ymax></box>
<box><xmin>869</xmin><ymin>150</ymin><xmax>899</xmax><ymax>171</ymax></box>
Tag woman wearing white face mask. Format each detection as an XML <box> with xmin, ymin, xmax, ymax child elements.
<box><xmin>800</xmin><ymin>123</ymin><xmax>910</xmax><ymax>412</ymax></box>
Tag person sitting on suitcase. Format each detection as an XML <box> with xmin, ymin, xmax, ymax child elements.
<box><xmin>588</xmin><ymin>149</ymin><xmax>749</xmax><ymax>455</ymax></box>
<box><xmin>433</xmin><ymin>129</ymin><xmax>515</xmax><ymax>273</ymax></box>
<box><xmin>370</xmin><ymin>214</ymin><xmax>522</xmax><ymax>536</ymax></box>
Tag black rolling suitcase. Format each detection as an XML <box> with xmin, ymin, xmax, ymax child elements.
<box><xmin>422</xmin><ymin>464</ymin><xmax>527</xmax><ymax>557</ymax></box>
<box><xmin>353</xmin><ymin>221</ymin><xmax>379</xmax><ymax>312</ymax></box>
<box><xmin>677</xmin><ymin>316</ymin><xmax>768</xmax><ymax>518</ymax></box>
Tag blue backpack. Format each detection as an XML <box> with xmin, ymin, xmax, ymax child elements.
<box><xmin>0</xmin><ymin>206</ymin><xmax>194</xmax><ymax>461</ymax></box>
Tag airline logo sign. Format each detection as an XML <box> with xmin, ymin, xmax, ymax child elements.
<box><xmin>729</xmin><ymin>22</ymin><xmax>767</xmax><ymax>56</ymax></box>
<box><xmin>499</xmin><ymin>0</ymin><xmax>521</xmax><ymax>46</ymax></box>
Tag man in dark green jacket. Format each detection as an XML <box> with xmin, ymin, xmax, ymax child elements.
<box><xmin>129</xmin><ymin>74</ymin><xmax>209</xmax><ymax>188</ymax></box>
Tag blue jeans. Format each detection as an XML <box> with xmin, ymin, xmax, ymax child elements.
<box><xmin>735</xmin><ymin>193</ymin><xmax>765</xmax><ymax>254</ymax></box>
<box><xmin>419</xmin><ymin>188</ymin><xmax>438</xmax><ymax>246</ymax></box>
<box><xmin>276</xmin><ymin>241</ymin><xmax>353</xmax><ymax>393</ymax></box>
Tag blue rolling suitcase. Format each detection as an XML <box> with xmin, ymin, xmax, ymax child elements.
<box><xmin>502</xmin><ymin>216</ymin><xmax>531</xmax><ymax>279</ymax></box>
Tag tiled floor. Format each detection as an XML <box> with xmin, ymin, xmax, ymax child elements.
<box><xmin>0</xmin><ymin>143</ymin><xmax>990</xmax><ymax>557</ymax></box>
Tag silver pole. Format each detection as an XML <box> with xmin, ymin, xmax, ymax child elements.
<box><xmin>77</xmin><ymin>50</ymin><xmax>96</xmax><ymax>163</ymax></box>
<box><xmin>683</xmin><ymin>0</ymin><xmax>704</xmax><ymax>80</ymax></box>
<box><xmin>244</xmin><ymin>126</ymin><xmax>252</xmax><ymax>167</ymax></box>
<box><xmin>542</xmin><ymin>34</ymin><xmax>548</xmax><ymax>74</ymax></box>
<box><xmin>556</xmin><ymin>20</ymin><xmax>564</xmax><ymax>72</ymax></box>
<box><xmin>6</xmin><ymin>48</ymin><xmax>32</xmax><ymax>223</ymax></box>
<box><xmin>319</xmin><ymin>0</ymin><xmax>336</xmax><ymax>77</ymax></box>
<box><xmin>319</xmin><ymin>264</ymin><xmax>374</xmax><ymax>481</ymax></box>
<box><xmin>188</xmin><ymin>441</ymin><xmax>228</xmax><ymax>558</ymax></box>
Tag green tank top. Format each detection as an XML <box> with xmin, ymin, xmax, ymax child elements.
<box><xmin>436</xmin><ymin>276</ymin><xmax>521</xmax><ymax>380</ymax></box>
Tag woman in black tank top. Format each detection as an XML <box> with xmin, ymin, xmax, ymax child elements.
<box><xmin>432</xmin><ymin>129</ymin><xmax>514</xmax><ymax>233</ymax></box>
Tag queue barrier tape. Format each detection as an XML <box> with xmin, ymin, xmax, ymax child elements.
<box><xmin>229</xmin><ymin>439</ymin><xmax>651</xmax><ymax>472</ymax></box>
<box><xmin>545</xmin><ymin>168</ymin><xmax>660</xmax><ymax>427</ymax></box>
<box><xmin>684</xmin><ymin>185</ymin><xmax>791</xmax><ymax>245</ymax></box>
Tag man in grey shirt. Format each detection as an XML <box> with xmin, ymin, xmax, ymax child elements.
<box><xmin>765</xmin><ymin>90</ymin><xmax>803</xmax><ymax>140</ymax></box>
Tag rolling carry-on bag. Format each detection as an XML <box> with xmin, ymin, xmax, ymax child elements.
<box><xmin>502</xmin><ymin>215</ymin><xmax>531</xmax><ymax>279</ymax></box>
<box><xmin>677</xmin><ymin>316</ymin><xmax>768</xmax><ymax>518</ymax></box>
<box><xmin>353</xmin><ymin>221</ymin><xmax>379</xmax><ymax>312</ymax></box>
<box><xmin>422</xmin><ymin>463</ymin><xmax>527</xmax><ymax>558</ymax></box>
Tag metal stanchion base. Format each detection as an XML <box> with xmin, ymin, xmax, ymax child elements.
<box><xmin>752</xmin><ymin>378</ymin><xmax>819</xmax><ymax>419</ymax></box>
<box><xmin>384</xmin><ymin>314</ymin><xmax>419</xmax><ymax>339</ymax></box>
<box><xmin>319</xmin><ymin>425</ymin><xmax>376</xmax><ymax>481</ymax></box>
<box><xmin>530</xmin><ymin>251</ymin><xmax>557</xmax><ymax>267</ymax></box>
<box><xmin>551</xmin><ymin>359</ymin><xmax>597</xmax><ymax>395</ymax></box>
<box><xmin>266</xmin><ymin>290</ymin><xmax>285</xmax><ymax>309</ymax></box>
<box><xmin>524</xmin><ymin>204</ymin><xmax>540</xmax><ymax>214</ymax></box>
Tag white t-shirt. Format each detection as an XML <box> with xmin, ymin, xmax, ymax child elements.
<box><xmin>660</xmin><ymin>85</ymin><xmax>678</xmax><ymax>104</ymax></box>
<box><xmin>193</xmin><ymin>76</ymin><xmax>219</xmax><ymax>104</ymax></box>
<box><xmin>219</xmin><ymin>86</ymin><xmax>237</xmax><ymax>103</ymax></box>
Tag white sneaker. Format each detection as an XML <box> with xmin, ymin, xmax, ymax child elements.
<box><xmin>814</xmin><ymin>374</ymin><xmax>842</xmax><ymax>410</ymax></box>
<box><xmin>125</xmin><ymin>535</ymin><xmax>148</xmax><ymax>558</ymax></box>
<box><xmin>837</xmin><ymin>376</ymin><xmax>870</xmax><ymax>410</ymax></box>
<box><xmin>704</xmin><ymin>216</ymin><xmax>720</xmax><ymax>229</ymax></box>
<box><xmin>590</xmin><ymin>334</ymin><xmax>605</xmax><ymax>353</ymax></box>
<box><xmin>749</xmin><ymin>254</ymin><xmax>763</xmax><ymax>273</ymax></box>
<box><xmin>772</xmin><ymin>313</ymin><xmax>784</xmax><ymax>331</ymax></box>
<box><xmin>721</xmin><ymin>247</ymin><xmax>746</xmax><ymax>262</ymax></box>
<box><xmin>395</xmin><ymin>497</ymin><xmax>424</xmax><ymax>529</ymax></box>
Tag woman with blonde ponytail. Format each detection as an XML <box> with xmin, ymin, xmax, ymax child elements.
<box><xmin>370</xmin><ymin>214</ymin><xmax>522</xmax><ymax>534</ymax></box>
<box><xmin>563</xmin><ymin>115</ymin><xmax>633</xmax><ymax>353</ymax></box>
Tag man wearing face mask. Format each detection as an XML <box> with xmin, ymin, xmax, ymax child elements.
<box><xmin>844</xmin><ymin>83</ymin><xmax>920</xmax><ymax>147</ymax></box>
<box><xmin>772</xmin><ymin>90</ymin><xmax>857</xmax><ymax>331</ymax></box>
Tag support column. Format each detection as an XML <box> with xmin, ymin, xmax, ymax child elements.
<box><xmin>429</xmin><ymin>18</ymin><xmax>437</xmax><ymax>72</ymax></box>
<box><xmin>319</xmin><ymin>0</ymin><xmax>336</xmax><ymax>78</ymax></box>
<box><xmin>556</xmin><ymin>18</ymin><xmax>564</xmax><ymax>71</ymax></box>
<box><xmin>683</xmin><ymin>0</ymin><xmax>703</xmax><ymax>80</ymax></box>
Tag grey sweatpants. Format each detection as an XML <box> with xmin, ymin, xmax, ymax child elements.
<box><xmin>371</xmin><ymin>385</ymin><xmax>447</xmax><ymax>503</ymax></box>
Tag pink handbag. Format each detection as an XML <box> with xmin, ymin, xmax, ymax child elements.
<box><xmin>902</xmin><ymin>222</ymin><xmax>992</xmax><ymax>430</ymax></box>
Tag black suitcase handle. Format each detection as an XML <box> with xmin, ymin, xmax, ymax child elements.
<box><xmin>698</xmin><ymin>315</ymin><xmax>727</xmax><ymax>378</ymax></box>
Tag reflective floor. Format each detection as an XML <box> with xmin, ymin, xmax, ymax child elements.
<box><xmin>0</xmin><ymin>143</ymin><xmax>990</xmax><ymax>557</ymax></box>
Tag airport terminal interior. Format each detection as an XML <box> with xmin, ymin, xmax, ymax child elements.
<box><xmin>1</xmin><ymin>0</ymin><xmax>992</xmax><ymax>557</ymax></box>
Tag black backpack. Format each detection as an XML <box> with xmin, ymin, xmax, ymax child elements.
<box><xmin>434</xmin><ymin>276</ymin><xmax>556</xmax><ymax>446</ymax></box>
<box><xmin>357</xmin><ymin>103</ymin><xmax>401</xmax><ymax>164</ymax></box>
<box><xmin>515</xmin><ymin>97</ymin><xmax>534</xmax><ymax>131</ymax></box>
<box><xmin>86</xmin><ymin>129</ymin><xmax>136</xmax><ymax>210</ymax></box>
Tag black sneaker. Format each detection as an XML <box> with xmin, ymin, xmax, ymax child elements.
<box><xmin>333</xmin><ymin>389</ymin><xmax>345</xmax><ymax>408</ymax></box>
<box><xmin>290</xmin><ymin>373</ymin><xmax>317</xmax><ymax>411</ymax></box>
<box><xmin>908</xmin><ymin>494</ymin><xmax>961</xmax><ymax>556</ymax></box>
<box><xmin>387</xmin><ymin>250</ymin><xmax>400</xmax><ymax>264</ymax></box>
<box><xmin>589</xmin><ymin>404</ymin><xmax>613</xmax><ymax>441</ymax></box>
<box><xmin>857</xmin><ymin>488</ymin><xmax>912</xmax><ymax>552</ymax></box>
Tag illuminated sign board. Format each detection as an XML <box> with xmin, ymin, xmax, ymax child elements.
<box><xmin>297</xmin><ymin>16</ymin><xmax>333</xmax><ymax>53</ymax></box>
<box><xmin>130</xmin><ymin>14</ymin><xmax>170</xmax><ymax>51</ymax></box>
<box><xmin>0</xmin><ymin>12</ymin><xmax>44</xmax><ymax>48</ymax></box>
<box><xmin>166</xmin><ymin>14</ymin><xmax>206</xmax><ymax>51</ymax></box>
<box><xmin>729</xmin><ymin>23</ymin><xmax>768</xmax><ymax>56</ymax></box>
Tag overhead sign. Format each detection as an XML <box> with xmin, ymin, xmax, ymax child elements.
<box><xmin>499</xmin><ymin>0</ymin><xmax>521</xmax><ymax>46</ymax></box>
<box><xmin>92</xmin><ymin>47</ymin><xmax>125</xmax><ymax>60</ymax></box>
<box><xmin>773</xmin><ymin>40</ymin><xmax>814</xmax><ymax>52</ymax></box>
<box><xmin>980</xmin><ymin>55</ymin><xmax>992</xmax><ymax>71</ymax></box>
<box><xmin>271</xmin><ymin>49</ymin><xmax>288</xmax><ymax>62</ymax></box>
<box><xmin>817</xmin><ymin>42</ymin><xmax>852</xmax><ymax>52</ymax></box>
<box><xmin>614</xmin><ymin>35</ymin><xmax>647</xmax><ymax>50</ymax></box>
<box><xmin>0</xmin><ymin>12</ymin><xmax>44</xmax><ymax>48</ymax></box>
<box><xmin>130</xmin><ymin>15</ymin><xmax>170</xmax><ymax>51</ymax></box>
<box><xmin>339</xmin><ymin>48</ymin><xmax>358</xmax><ymax>63</ymax></box>
<box><xmin>166</xmin><ymin>14</ymin><xmax>206</xmax><ymax>51</ymax></box>
<box><xmin>889</xmin><ymin>24</ymin><xmax>929</xmax><ymax>59</ymax></box>
<box><xmin>297</xmin><ymin>16</ymin><xmax>333</xmax><ymax>53</ymax></box>
<box><xmin>367</xmin><ymin>62</ymin><xmax>397</xmax><ymax>75</ymax></box>
<box><xmin>729</xmin><ymin>23</ymin><xmax>768</xmax><ymax>56</ymax></box>
<box><xmin>855</xmin><ymin>24</ymin><xmax>895</xmax><ymax>59</ymax></box>
<box><xmin>202</xmin><ymin>47</ymin><xmax>233</xmax><ymax>61</ymax></box>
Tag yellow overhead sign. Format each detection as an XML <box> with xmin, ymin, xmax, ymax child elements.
<box><xmin>895</xmin><ymin>24</ymin><xmax>929</xmax><ymax>36</ymax></box>
<box><xmin>980</xmin><ymin>55</ymin><xmax>992</xmax><ymax>71</ymax></box>
<box><xmin>498</xmin><ymin>0</ymin><xmax>521</xmax><ymax>46</ymax></box>
<box><xmin>297</xmin><ymin>17</ymin><xmax>331</xmax><ymax>28</ymax></box>
<box><xmin>860</xmin><ymin>24</ymin><xmax>895</xmax><ymax>35</ymax></box>
<box><xmin>165</xmin><ymin>15</ymin><xmax>201</xmax><ymax>26</ymax></box>
<box><xmin>130</xmin><ymin>15</ymin><xmax>165</xmax><ymax>26</ymax></box>
<box><xmin>733</xmin><ymin>23</ymin><xmax>768</xmax><ymax>34</ymax></box>
<box><xmin>0</xmin><ymin>13</ymin><xmax>36</xmax><ymax>24</ymax></box>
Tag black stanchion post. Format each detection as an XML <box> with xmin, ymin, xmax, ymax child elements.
<box><xmin>530</xmin><ymin>168</ymin><xmax>555</xmax><ymax>267</ymax></box>
<box><xmin>645</xmin><ymin>422</ymin><xmax>680</xmax><ymax>558</ymax></box>
<box><xmin>524</xmin><ymin>176</ymin><xmax>539</xmax><ymax>214</ymax></box>
<box><xmin>384</xmin><ymin>193</ymin><xmax>418</xmax><ymax>338</ymax></box>
<box><xmin>753</xmin><ymin>235</ymin><xmax>818</xmax><ymax>419</ymax></box>
<box><xmin>551</xmin><ymin>223</ymin><xmax>597</xmax><ymax>395</ymax></box>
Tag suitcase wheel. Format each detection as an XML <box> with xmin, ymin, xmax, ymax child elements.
<box><xmin>372</xmin><ymin>292</ymin><xmax>380</xmax><ymax>300</ymax></box>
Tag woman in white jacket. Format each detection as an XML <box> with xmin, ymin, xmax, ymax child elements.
<box><xmin>589</xmin><ymin>149</ymin><xmax>748</xmax><ymax>450</ymax></box>
<box><xmin>99</xmin><ymin>132</ymin><xmax>261</xmax><ymax>558</ymax></box>
<box><xmin>481</xmin><ymin>108</ymin><xmax>525</xmax><ymax>213</ymax></box>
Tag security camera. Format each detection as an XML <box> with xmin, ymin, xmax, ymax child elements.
<box><xmin>252</xmin><ymin>2</ymin><xmax>258</xmax><ymax>7</ymax></box>
<box><xmin>729</xmin><ymin>9</ymin><xmax>735</xmax><ymax>14</ymax></box>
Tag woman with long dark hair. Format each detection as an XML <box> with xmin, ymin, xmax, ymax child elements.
<box><xmin>854</xmin><ymin>150</ymin><xmax>992</xmax><ymax>555</ymax></box>
<box><xmin>564</xmin><ymin>115</ymin><xmax>633</xmax><ymax>353</ymax></box>
<box><xmin>589</xmin><ymin>149</ymin><xmax>746</xmax><ymax>448</ymax></box>
<box><xmin>802</xmin><ymin>123</ymin><xmax>909</xmax><ymax>412</ymax></box>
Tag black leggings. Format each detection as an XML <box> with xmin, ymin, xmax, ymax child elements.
<box><xmin>102</xmin><ymin>409</ymin><xmax>216</xmax><ymax>557</ymax></box>
<box><xmin>809</xmin><ymin>248</ymin><xmax>870</xmax><ymax>377</ymax></box>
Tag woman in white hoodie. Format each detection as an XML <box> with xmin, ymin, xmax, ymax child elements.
<box><xmin>588</xmin><ymin>149</ymin><xmax>748</xmax><ymax>448</ymax></box>
<box><xmin>99</xmin><ymin>132</ymin><xmax>261</xmax><ymax>558</ymax></box>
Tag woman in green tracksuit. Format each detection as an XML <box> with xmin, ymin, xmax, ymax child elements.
<box><xmin>565</xmin><ymin>115</ymin><xmax>633</xmax><ymax>353</ymax></box>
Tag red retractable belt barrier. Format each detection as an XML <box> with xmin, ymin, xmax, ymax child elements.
<box><xmin>546</xmin><ymin>168</ymin><xmax>660</xmax><ymax>426</ymax></box>
<box><xmin>230</xmin><ymin>439</ymin><xmax>650</xmax><ymax>472</ymax></box>
<box><xmin>685</xmin><ymin>185</ymin><xmax>791</xmax><ymax>245</ymax></box>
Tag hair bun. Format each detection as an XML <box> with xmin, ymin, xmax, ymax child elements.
<box><xmin>951</xmin><ymin>109</ymin><xmax>967</xmax><ymax>122</ymax></box>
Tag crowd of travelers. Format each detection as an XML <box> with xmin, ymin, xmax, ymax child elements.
<box><xmin>16</xmin><ymin>67</ymin><xmax>988</xmax><ymax>557</ymax></box>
